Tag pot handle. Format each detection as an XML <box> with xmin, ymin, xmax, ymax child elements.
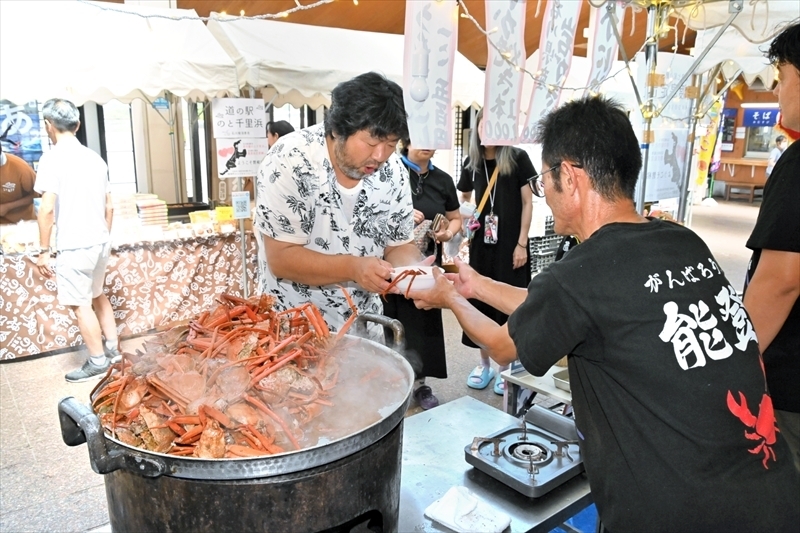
<box><xmin>58</xmin><ymin>396</ymin><xmax>167</xmax><ymax>478</ymax></box>
<box><xmin>354</xmin><ymin>313</ymin><xmax>406</xmax><ymax>351</ymax></box>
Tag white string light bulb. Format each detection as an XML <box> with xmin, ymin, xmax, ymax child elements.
<box><xmin>410</xmin><ymin>51</ymin><xmax>430</xmax><ymax>101</ymax></box>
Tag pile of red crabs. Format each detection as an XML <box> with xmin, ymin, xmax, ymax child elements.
<box><xmin>91</xmin><ymin>291</ymin><xmax>360</xmax><ymax>459</ymax></box>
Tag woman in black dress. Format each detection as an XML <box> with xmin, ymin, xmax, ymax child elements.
<box><xmin>457</xmin><ymin>108</ymin><xmax>534</xmax><ymax>395</ymax></box>
<box><xmin>383</xmin><ymin>140</ymin><xmax>461</xmax><ymax>410</ymax></box>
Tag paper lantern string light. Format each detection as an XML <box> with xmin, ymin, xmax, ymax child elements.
<box><xmin>77</xmin><ymin>0</ymin><xmax>337</xmax><ymax>21</ymax></box>
<box><xmin>79</xmin><ymin>0</ymin><xmax>750</xmax><ymax>124</ymax></box>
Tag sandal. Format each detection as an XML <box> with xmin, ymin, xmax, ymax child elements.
<box><xmin>466</xmin><ymin>365</ymin><xmax>495</xmax><ymax>390</ymax></box>
<box><xmin>493</xmin><ymin>373</ymin><xmax>505</xmax><ymax>396</ymax></box>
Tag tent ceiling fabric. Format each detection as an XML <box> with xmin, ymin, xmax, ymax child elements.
<box><xmin>206</xmin><ymin>15</ymin><xmax>485</xmax><ymax>109</ymax></box>
<box><xmin>181</xmin><ymin>0</ymin><xmax>697</xmax><ymax>69</ymax></box>
<box><xmin>0</xmin><ymin>0</ymin><xmax>239</xmax><ymax>106</ymax></box>
<box><xmin>674</xmin><ymin>0</ymin><xmax>800</xmax><ymax>44</ymax></box>
<box><xmin>692</xmin><ymin>27</ymin><xmax>776</xmax><ymax>87</ymax></box>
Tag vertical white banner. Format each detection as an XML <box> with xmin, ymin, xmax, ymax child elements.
<box><xmin>403</xmin><ymin>0</ymin><xmax>459</xmax><ymax>150</ymax></box>
<box><xmin>584</xmin><ymin>2</ymin><xmax>625</xmax><ymax>97</ymax></box>
<box><xmin>482</xmin><ymin>0</ymin><xmax>527</xmax><ymax>146</ymax></box>
<box><xmin>520</xmin><ymin>0</ymin><xmax>583</xmax><ymax>143</ymax></box>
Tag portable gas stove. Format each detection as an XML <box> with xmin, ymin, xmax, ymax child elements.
<box><xmin>464</xmin><ymin>404</ymin><xmax>584</xmax><ymax>498</ymax></box>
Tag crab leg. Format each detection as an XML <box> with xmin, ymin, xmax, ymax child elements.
<box><xmin>244</xmin><ymin>394</ymin><xmax>301</xmax><ymax>450</ymax></box>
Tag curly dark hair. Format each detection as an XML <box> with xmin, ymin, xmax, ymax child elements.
<box><xmin>768</xmin><ymin>20</ymin><xmax>800</xmax><ymax>70</ymax></box>
<box><xmin>324</xmin><ymin>72</ymin><xmax>408</xmax><ymax>141</ymax></box>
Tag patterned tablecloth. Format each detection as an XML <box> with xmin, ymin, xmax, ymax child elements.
<box><xmin>0</xmin><ymin>232</ymin><xmax>257</xmax><ymax>361</ymax></box>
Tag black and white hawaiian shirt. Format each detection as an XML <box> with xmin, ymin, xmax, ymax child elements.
<box><xmin>255</xmin><ymin>123</ymin><xmax>413</xmax><ymax>335</ymax></box>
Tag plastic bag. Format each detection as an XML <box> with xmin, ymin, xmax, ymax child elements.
<box><xmin>444</xmin><ymin>230</ymin><xmax>465</xmax><ymax>259</ymax></box>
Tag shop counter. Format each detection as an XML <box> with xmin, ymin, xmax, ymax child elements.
<box><xmin>717</xmin><ymin>158</ymin><xmax>768</xmax><ymax>203</ymax></box>
<box><xmin>0</xmin><ymin>232</ymin><xmax>257</xmax><ymax>361</ymax></box>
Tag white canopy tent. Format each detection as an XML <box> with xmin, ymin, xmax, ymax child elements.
<box><xmin>0</xmin><ymin>0</ymin><xmax>239</xmax><ymax>106</ymax></box>
<box><xmin>206</xmin><ymin>16</ymin><xmax>485</xmax><ymax>110</ymax></box>
<box><xmin>674</xmin><ymin>0</ymin><xmax>800</xmax><ymax>44</ymax></box>
<box><xmin>691</xmin><ymin>27</ymin><xmax>777</xmax><ymax>87</ymax></box>
<box><xmin>685</xmin><ymin>0</ymin><xmax>799</xmax><ymax>87</ymax></box>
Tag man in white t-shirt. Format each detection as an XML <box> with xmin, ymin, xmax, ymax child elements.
<box><xmin>35</xmin><ymin>99</ymin><xmax>121</xmax><ymax>382</ymax></box>
<box><xmin>255</xmin><ymin>72</ymin><xmax>421</xmax><ymax>338</ymax></box>
<box><xmin>766</xmin><ymin>135</ymin><xmax>788</xmax><ymax>178</ymax></box>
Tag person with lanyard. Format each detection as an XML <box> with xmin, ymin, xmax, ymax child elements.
<box><xmin>457</xmin><ymin>108</ymin><xmax>534</xmax><ymax>395</ymax></box>
<box><xmin>383</xmin><ymin>139</ymin><xmax>461</xmax><ymax>410</ymax></box>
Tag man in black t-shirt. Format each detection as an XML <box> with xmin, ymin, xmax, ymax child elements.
<box><xmin>743</xmin><ymin>22</ymin><xmax>800</xmax><ymax>471</ymax></box>
<box><xmin>407</xmin><ymin>96</ymin><xmax>799</xmax><ymax>532</ymax></box>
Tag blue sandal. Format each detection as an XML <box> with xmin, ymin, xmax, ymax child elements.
<box><xmin>467</xmin><ymin>365</ymin><xmax>495</xmax><ymax>390</ymax></box>
<box><xmin>493</xmin><ymin>373</ymin><xmax>505</xmax><ymax>396</ymax></box>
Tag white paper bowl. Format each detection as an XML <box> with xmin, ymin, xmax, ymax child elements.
<box><xmin>390</xmin><ymin>265</ymin><xmax>440</xmax><ymax>293</ymax></box>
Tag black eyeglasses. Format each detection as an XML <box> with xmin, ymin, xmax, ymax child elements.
<box><xmin>527</xmin><ymin>162</ymin><xmax>583</xmax><ymax>198</ymax></box>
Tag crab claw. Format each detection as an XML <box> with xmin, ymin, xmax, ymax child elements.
<box><xmin>727</xmin><ymin>390</ymin><xmax>757</xmax><ymax>428</ymax></box>
<box><xmin>754</xmin><ymin>394</ymin><xmax>778</xmax><ymax>446</ymax></box>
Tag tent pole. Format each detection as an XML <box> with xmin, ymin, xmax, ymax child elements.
<box><xmin>238</xmin><ymin>86</ymin><xmax>257</xmax><ymax>298</ymax></box>
<box><xmin>655</xmin><ymin>0</ymin><xmax>742</xmax><ymax>118</ymax></box>
<box><xmin>636</xmin><ymin>4</ymin><xmax>660</xmax><ymax>214</ymax></box>
<box><xmin>697</xmin><ymin>69</ymin><xmax>742</xmax><ymax>118</ymax></box>
<box><xmin>167</xmin><ymin>92</ymin><xmax>181</xmax><ymax>203</ymax></box>
<box><xmin>677</xmin><ymin>74</ymin><xmax>701</xmax><ymax>224</ymax></box>
<box><xmin>609</xmin><ymin>2</ymin><xmax>644</xmax><ymax>111</ymax></box>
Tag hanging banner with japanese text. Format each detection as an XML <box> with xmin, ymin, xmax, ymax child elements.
<box><xmin>403</xmin><ymin>0</ymin><xmax>459</xmax><ymax>150</ymax></box>
<box><xmin>211</xmin><ymin>98</ymin><xmax>266</xmax><ymax>139</ymax></box>
<box><xmin>583</xmin><ymin>2</ymin><xmax>625</xmax><ymax>97</ymax></box>
<box><xmin>216</xmin><ymin>138</ymin><xmax>269</xmax><ymax>178</ymax></box>
<box><xmin>520</xmin><ymin>0</ymin><xmax>583</xmax><ymax>143</ymax></box>
<box><xmin>481</xmin><ymin>0</ymin><xmax>527</xmax><ymax>145</ymax></box>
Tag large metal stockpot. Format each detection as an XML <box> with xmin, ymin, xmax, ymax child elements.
<box><xmin>58</xmin><ymin>315</ymin><xmax>414</xmax><ymax>533</ymax></box>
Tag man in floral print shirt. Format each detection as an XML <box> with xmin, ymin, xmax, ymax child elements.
<box><xmin>255</xmin><ymin>72</ymin><xmax>421</xmax><ymax>337</ymax></box>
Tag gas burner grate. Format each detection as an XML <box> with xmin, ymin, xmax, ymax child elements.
<box><xmin>507</xmin><ymin>441</ymin><xmax>552</xmax><ymax>466</ymax></box>
<box><xmin>464</xmin><ymin>405</ymin><xmax>585</xmax><ymax>498</ymax></box>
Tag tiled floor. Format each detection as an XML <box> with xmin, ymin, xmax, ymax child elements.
<box><xmin>0</xmin><ymin>200</ymin><xmax>758</xmax><ymax>532</ymax></box>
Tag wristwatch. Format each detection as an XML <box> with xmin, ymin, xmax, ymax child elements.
<box><xmin>38</xmin><ymin>247</ymin><xmax>52</xmax><ymax>256</ymax></box>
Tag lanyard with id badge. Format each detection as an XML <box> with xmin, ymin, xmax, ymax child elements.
<box><xmin>465</xmin><ymin>164</ymin><xmax>500</xmax><ymax>244</ymax></box>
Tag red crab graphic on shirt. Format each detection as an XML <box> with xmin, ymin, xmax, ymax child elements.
<box><xmin>727</xmin><ymin>390</ymin><xmax>780</xmax><ymax>469</ymax></box>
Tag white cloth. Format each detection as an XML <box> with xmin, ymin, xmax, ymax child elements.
<box><xmin>254</xmin><ymin>124</ymin><xmax>413</xmax><ymax>334</ymax></box>
<box><xmin>34</xmin><ymin>136</ymin><xmax>109</xmax><ymax>251</ymax></box>
<box><xmin>425</xmin><ymin>486</ymin><xmax>512</xmax><ymax>533</ymax></box>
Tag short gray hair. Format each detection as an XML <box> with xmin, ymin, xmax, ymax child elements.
<box><xmin>42</xmin><ymin>99</ymin><xmax>80</xmax><ymax>133</ymax></box>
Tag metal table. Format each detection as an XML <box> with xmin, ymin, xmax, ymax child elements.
<box><xmin>399</xmin><ymin>396</ymin><xmax>592</xmax><ymax>533</ymax></box>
